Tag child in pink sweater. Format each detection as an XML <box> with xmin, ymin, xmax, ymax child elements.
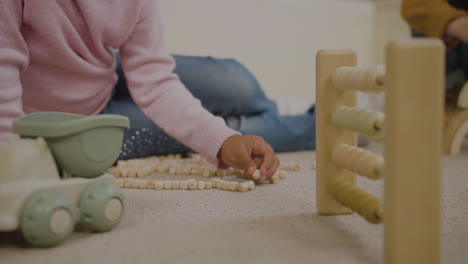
<box><xmin>0</xmin><ymin>0</ymin><xmax>316</xmax><ymax>181</ymax></box>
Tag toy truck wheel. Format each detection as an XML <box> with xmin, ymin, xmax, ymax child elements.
<box><xmin>80</xmin><ymin>180</ymin><xmax>124</xmax><ymax>232</ymax></box>
<box><xmin>20</xmin><ymin>192</ymin><xmax>75</xmax><ymax>247</ymax></box>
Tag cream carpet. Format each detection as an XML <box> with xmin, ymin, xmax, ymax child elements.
<box><xmin>1</xmin><ymin>143</ymin><xmax>467</xmax><ymax>264</ymax></box>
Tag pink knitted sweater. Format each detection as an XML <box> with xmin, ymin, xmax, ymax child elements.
<box><xmin>0</xmin><ymin>0</ymin><xmax>238</xmax><ymax>163</ymax></box>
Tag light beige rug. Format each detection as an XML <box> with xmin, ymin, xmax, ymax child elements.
<box><xmin>1</xmin><ymin>143</ymin><xmax>467</xmax><ymax>264</ymax></box>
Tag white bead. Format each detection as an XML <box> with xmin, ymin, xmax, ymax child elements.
<box><xmin>234</xmin><ymin>169</ymin><xmax>244</xmax><ymax>178</ymax></box>
<box><xmin>202</xmin><ymin>169</ymin><xmax>211</xmax><ymax>178</ymax></box>
<box><xmin>181</xmin><ymin>167</ymin><xmax>191</xmax><ymax>176</ymax></box>
<box><xmin>146</xmin><ymin>180</ymin><xmax>155</xmax><ymax>189</ymax></box>
<box><xmin>188</xmin><ymin>180</ymin><xmax>198</xmax><ymax>190</ymax></box>
<box><xmin>154</xmin><ymin>180</ymin><xmax>164</xmax><ymax>190</ymax></box>
<box><xmin>109</xmin><ymin>167</ymin><xmax>120</xmax><ymax>177</ymax></box>
<box><xmin>211</xmin><ymin>179</ymin><xmax>220</xmax><ymax>188</ymax></box>
<box><xmin>197</xmin><ymin>181</ymin><xmax>206</xmax><ymax>190</ymax></box>
<box><xmin>117</xmin><ymin>160</ymin><xmax>127</xmax><ymax>167</ymax></box>
<box><xmin>138</xmin><ymin>180</ymin><xmax>147</xmax><ymax>189</ymax></box>
<box><xmin>179</xmin><ymin>180</ymin><xmax>188</xmax><ymax>190</ymax></box>
<box><xmin>128</xmin><ymin>170</ymin><xmax>137</xmax><ymax>178</ymax></box>
<box><xmin>120</xmin><ymin>168</ymin><xmax>129</xmax><ymax>177</ymax></box>
<box><xmin>176</xmin><ymin>167</ymin><xmax>184</xmax><ymax>175</ymax></box>
<box><xmin>171</xmin><ymin>180</ymin><xmax>180</xmax><ymax>189</ymax></box>
<box><xmin>137</xmin><ymin>168</ymin><xmax>148</xmax><ymax>178</ymax></box>
<box><xmin>205</xmin><ymin>181</ymin><xmax>213</xmax><ymax>189</ymax></box>
<box><xmin>164</xmin><ymin>180</ymin><xmax>172</xmax><ymax>189</ymax></box>
<box><xmin>190</xmin><ymin>167</ymin><xmax>201</xmax><ymax>175</ymax></box>
<box><xmin>131</xmin><ymin>179</ymin><xmax>140</xmax><ymax>188</ymax></box>
<box><xmin>169</xmin><ymin>167</ymin><xmax>177</xmax><ymax>174</ymax></box>
<box><xmin>252</xmin><ymin>170</ymin><xmax>261</xmax><ymax>180</ymax></box>
<box><xmin>157</xmin><ymin>163</ymin><xmax>169</xmax><ymax>173</ymax></box>
<box><xmin>270</xmin><ymin>175</ymin><xmax>280</xmax><ymax>184</ymax></box>
<box><xmin>216</xmin><ymin>170</ymin><xmax>226</xmax><ymax>177</ymax></box>
<box><xmin>247</xmin><ymin>181</ymin><xmax>255</xmax><ymax>190</ymax></box>
<box><xmin>293</xmin><ymin>163</ymin><xmax>303</xmax><ymax>171</ymax></box>
<box><xmin>222</xmin><ymin>180</ymin><xmax>230</xmax><ymax>190</ymax></box>
<box><xmin>237</xmin><ymin>182</ymin><xmax>250</xmax><ymax>192</ymax></box>
<box><xmin>228</xmin><ymin>181</ymin><xmax>239</xmax><ymax>191</ymax></box>
<box><xmin>279</xmin><ymin>170</ymin><xmax>288</xmax><ymax>179</ymax></box>
<box><xmin>124</xmin><ymin>179</ymin><xmax>132</xmax><ymax>188</ymax></box>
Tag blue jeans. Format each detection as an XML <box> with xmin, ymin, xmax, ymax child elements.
<box><xmin>101</xmin><ymin>54</ymin><xmax>315</xmax><ymax>159</ymax></box>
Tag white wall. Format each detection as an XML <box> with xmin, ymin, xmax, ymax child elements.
<box><xmin>159</xmin><ymin>0</ymin><xmax>376</xmax><ymax>102</ymax></box>
<box><xmin>373</xmin><ymin>0</ymin><xmax>410</xmax><ymax>64</ymax></box>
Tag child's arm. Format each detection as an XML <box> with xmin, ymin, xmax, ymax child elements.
<box><xmin>401</xmin><ymin>0</ymin><xmax>468</xmax><ymax>43</ymax></box>
<box><xmin>0</xmin><ymin>1</ymin><xmax>28</xmax><ymax>143</ymax></box>
<box><xmin>118</xmin><ymin>0</ymin><xmax>280</xmax><ymax>176</ymax></box>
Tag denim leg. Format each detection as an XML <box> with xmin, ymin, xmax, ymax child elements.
<box><xmin>174</xmin><ymin>55</ymin><xmax>316</xmax><ymax>151</ymax></box>
<box><xmin>173</xmin><ymin>55</ymin><xmax>278</xmax><ymax>116</ymax></box>
<box><xmin>225</xmin><ymin>108</ymin><xmax>316</xmax><ymax>152</ymax></box>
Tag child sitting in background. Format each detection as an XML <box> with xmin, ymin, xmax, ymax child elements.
<box><xmin>0</xmin><ymin>0</ymin><xmax>316</xmax><ymax>182</ymax></box>
<box><xmin>402</xmin><ymin>0</ymin><xmax>468</xmax><ymax>104</ymax></box>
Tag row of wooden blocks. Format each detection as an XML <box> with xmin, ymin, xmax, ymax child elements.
<box><xmin>116</xmin><ymin>178</ymin><xmax>256</xmax><ymax>192</ymax></box>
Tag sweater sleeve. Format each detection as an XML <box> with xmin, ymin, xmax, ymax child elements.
<box><xmin>0</xmin><ymin>1</ymin><xmax>28</xmax><ymax>143</ymax></box>
<box><xmin>119</xmin><ymin>0</ymin><xmax>239</xmax><ymax>164</ymax></box>
<box><xmin>401</xmin><ymin>0</ymin><xmax>468</xmax><ymax>39</ymax></box>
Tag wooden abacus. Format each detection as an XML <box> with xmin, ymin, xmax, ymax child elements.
<box><xmin>316</xmin><ymin>39</ymin><xmax>444</xmax><ymax>264</ymax></box>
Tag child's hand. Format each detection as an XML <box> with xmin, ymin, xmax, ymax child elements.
<box><xmin>218</xmin><ymin>135</ymin><xmax>279</xmax><ymax>183</ymax></box>
<box><xmin>446</xmin><ymin>16</ymin><xmax>468</xmax><ymax>43</ymax></box>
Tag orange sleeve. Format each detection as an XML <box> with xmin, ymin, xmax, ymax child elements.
<box><xmin>401</xmin><ymin>0</ymin><xmax>468</xmax><ymax>38</ymax></box>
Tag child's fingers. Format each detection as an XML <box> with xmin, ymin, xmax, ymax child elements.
<box><xmin>258</xmin><ymin>150</ymin><xmax>278</xmax><ymax>182</ymax></box>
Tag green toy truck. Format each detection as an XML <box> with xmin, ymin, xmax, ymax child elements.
<box><xmin>0</xmin><ymin>112</ymin><xmax>129</xmax><ymax>247</ymax></box>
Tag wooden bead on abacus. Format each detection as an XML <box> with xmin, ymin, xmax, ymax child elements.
<box><xmin>332</xmin><ymin>106</ymin><xmax>385</xmax><ymax>137</ymax></box>
<box><xmin>330</xmin><ymin>179</ymin><xmax>383</xmax><ymax>224</ymax></box>
<box><xmin>332</xmin><ymin>143</ymin><xmax>384</xmax><ymax>180</ymax></box>
<box><xmin>332</xmin><ymin>65</ymin><xmax>385</xmax><ymax>92</ymax></box>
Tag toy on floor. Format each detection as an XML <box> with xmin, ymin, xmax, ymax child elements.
<box><xmin>316</xmin><ymin>39</ymin><xmax>443</xmax><ymax>264</ymax></box>
<box><xmin>444</xmin><ymin>107</ymin><xmax>468</xmax><ymax>155</ymax></box>
<box><xmin>0</xmin><ymin>112</ymin><xmax>129</xmax><ymax>247</ymax></box>
<box><xmin>108</xmin><ymin>153</ymin><xmax>301</xmax><ymax>192</ymax></box>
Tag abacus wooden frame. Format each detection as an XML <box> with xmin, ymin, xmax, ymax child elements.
<box><xmin>315</xmin><ymin>39</ymin><xmax>444</xmax><ymax>264</ymax></box>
